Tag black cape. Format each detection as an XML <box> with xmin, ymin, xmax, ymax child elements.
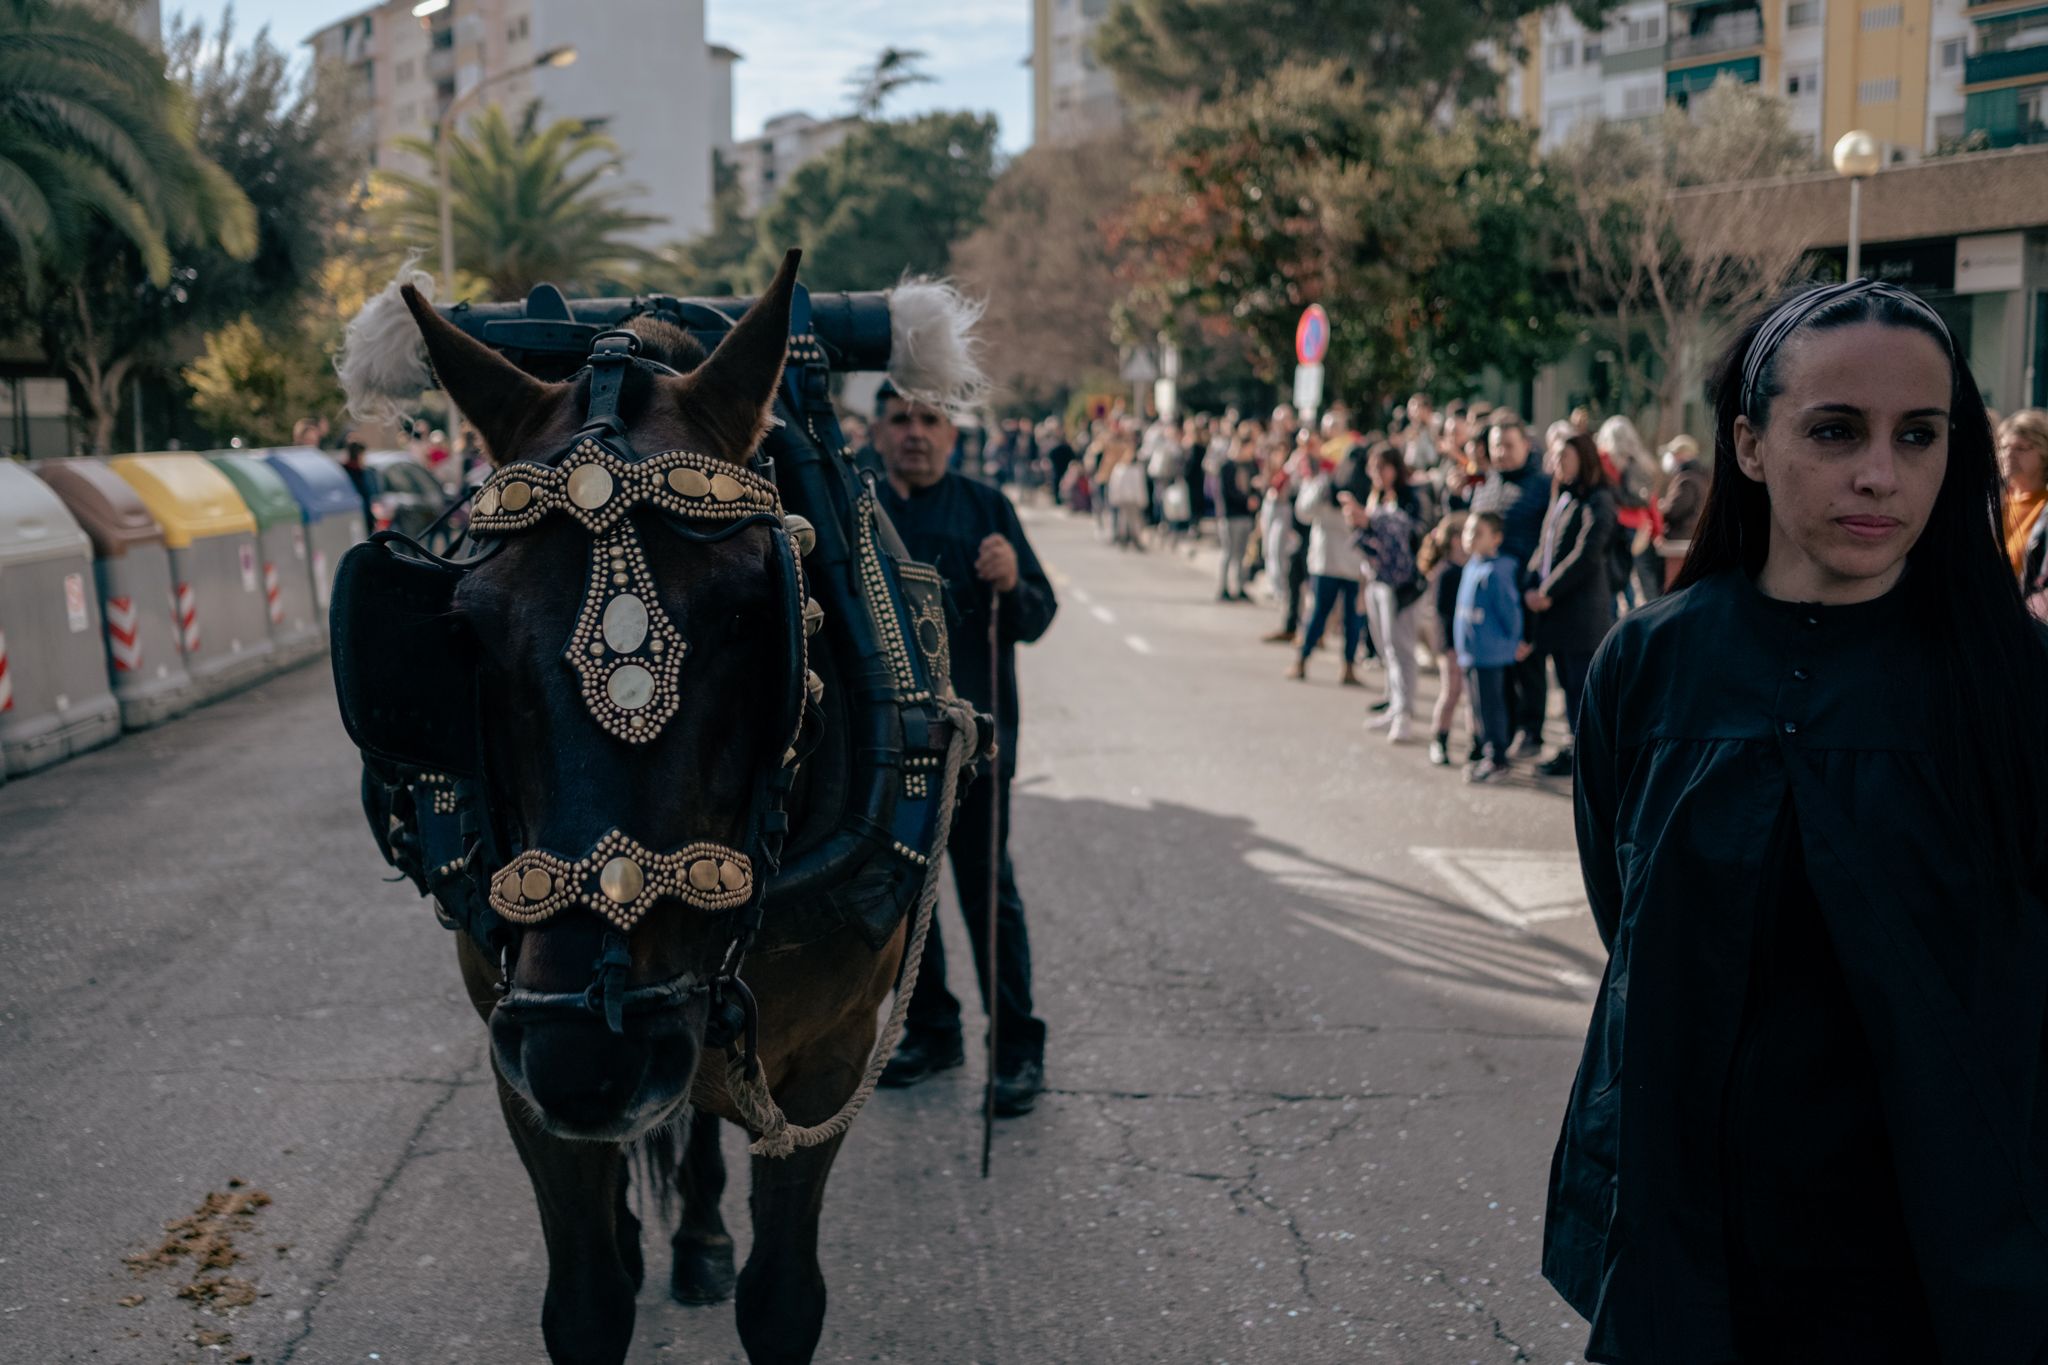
<box><xmin>1546</xmin><ymin>569</ymin><xmax>2048</xmax><ymax>1363</ymax></box>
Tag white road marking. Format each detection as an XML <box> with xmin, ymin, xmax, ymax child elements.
<box><xmin>1124</xmin><ymin>635</ymin><xmax>1155</xmax><ymax>656</ymax></box>
<box><xmin>1089</xmin><ymin>605</ymin><xmax>1117</xmax><ymax>625</ymax></box>
<box><xmin>1070</xmin><ymin>585</ymin><xmax>1092</xmax><ymax>605</ymax></box>
<box><xmin>1408</xmin><ymin>846</ymin><xmax>1588</xmax><ymax>930</ymax></box>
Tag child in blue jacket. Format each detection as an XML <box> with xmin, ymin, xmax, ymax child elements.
<box><xmin>1453</xmin><ymin>512</ymin><xmax>1525</xmax><ymax>783</ymax></box>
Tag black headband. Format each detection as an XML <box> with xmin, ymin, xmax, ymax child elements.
<box><xmin>1740</xmin><ymin>279</ymin><xmax>1956</xmax><ymax>417</ymax></box>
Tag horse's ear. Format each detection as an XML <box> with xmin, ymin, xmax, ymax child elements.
<box><xmin>399</xmin><ymin>284</ymin><xmax>558</xmax><ymax>465</ymax></box>
<box><xmin>679</xmin><ymin>248</ymin><xmax>799</xmax><ymax>458</ymax></box>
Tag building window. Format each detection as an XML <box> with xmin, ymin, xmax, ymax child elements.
<box><xmin>1860</xmin><ymin>5</ymin><xmax>1902</xmax><ymax>32</ymax></box>
<box><xmin>1583</xmin><ymin>38</ymin><xmax>1602</xmax><ymax>62</ymax></box>
<box><xmin>508</xmin><ymin>15</ymin><xmax>529</xmax><ymax>42</ymax></box>
<box><xmin>1787</xmin><ymin>65</ymin><xmax>1819</xmax><ymax>97</ymax></box>
<box><xmin>1858</xmin><ymin>76</ymin><xmax>1900</xmax><ymax>104</ymax></box>
<box><xmin>396</xmin><ymin>59</ymin><xmax>414</xmax><ymax>83</ymax></box>
<box><xmin>1622</xmin><ymin>81</ymin><xmax>1662</xmax><ymax>116</ymax></box>
<box><xmin>1546</xmin><ymin>39</ymin><xmax>1576</xmax><ymax>71</ymax></box>
<box><xmin>1788</xmin><ymin>0</ymin><xmax>1821</xmax><ymax>28</ymax></box>
<box><xmin>1938</xmin><ymin>38</ymin><xmax>1965</xmax><ymax>71</ymax></box>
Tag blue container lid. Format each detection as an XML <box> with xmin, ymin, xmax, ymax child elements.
<box><xmin>263</xmin><ymin>446</ymin><xmax>363</xmax><ymax>520</ymax></box>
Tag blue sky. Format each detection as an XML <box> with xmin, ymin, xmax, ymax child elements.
<box><xmin>188</xmin><ymin>0</ymin><xmax>1035</xmax><ymax>150</ymax></box>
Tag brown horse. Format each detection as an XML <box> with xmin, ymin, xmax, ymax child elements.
<box><xmin>391</xmin><ymin>254</ymin><xmax>916</xmax><ymax>1365</ymax></box>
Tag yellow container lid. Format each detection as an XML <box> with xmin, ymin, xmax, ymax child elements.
<box><xmin>107</xmin><ymin>453</ymin><xmax>258</xmax><ymax>549</ymax></box>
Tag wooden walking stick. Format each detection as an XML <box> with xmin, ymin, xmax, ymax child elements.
<box><xmin>982</xmin><ymin>586</ymin><xmax>1002</xmax><ymax>1179</ymax></box>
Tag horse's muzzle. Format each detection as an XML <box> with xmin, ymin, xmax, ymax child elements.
<box><xmin>490</xmin><ymin>977</ymin><xmax>706</xmax><ymax>1140</ymax></box>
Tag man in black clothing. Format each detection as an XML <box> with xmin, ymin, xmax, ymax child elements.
<box><xmin>1043</xmin><ymin>418</ymin><xmax>1076</xmax><ymax>504</ymax></box>
<box><xmin>871</xmin><ymin>384</ymin><xmax>1057</xmax><ymax>1117</ymax></box>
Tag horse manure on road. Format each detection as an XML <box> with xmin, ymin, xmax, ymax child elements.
<box><xmin>120</xmin><ymin>1180</ymin><xmax>274</xmax><ymax>1350</ymax></box>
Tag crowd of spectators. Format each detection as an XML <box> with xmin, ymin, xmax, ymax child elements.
<box><xmin>984</xmin><ymin>396</ymin><xmax>1717</xmax><ymax>786</ymax></box>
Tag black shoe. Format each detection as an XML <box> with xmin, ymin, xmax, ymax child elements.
<box><xmin>1536</xmin><ymin>746</ymin><xmax>1575</xmax><ymax>778</ymax></box>
<box><xmin>878</xmin><ymin>1031</ymin><xmax>966</xmax><ymax>1089</ymax></box>
<box><xmin>991</xmin><ymin>1057</ymin><xmax>1044</xmax><ymax>1117</ymax></box>
<box><xmin>1467</xmin><ymin>739</ymin><xmax>1485</xmax><ymax>764</ymax></box>
<box><xmin>1368</xmin><ymin>698</ymin><xmax>1390</xmax><ymax>713</ymax></box>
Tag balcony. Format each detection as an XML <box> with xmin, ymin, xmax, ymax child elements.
<box><xmin>1669</xmin><ymin>14</ymin><xmax>1764</xmax><ymax>62</ymax></box>
<box><xmin>1966</xmin><ymin>42</ymin><xmax>2048</xmax><ymax>85</ymax></box>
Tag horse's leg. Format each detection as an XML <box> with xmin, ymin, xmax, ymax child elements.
<box><xmin>670</xmin><ymin>1106</ymin><xmax>737</xmax><ymax>1304</ymax></box>
<box><xmin>615</xmin><ymin>1160</ymin><xmax>644</xmax><ymax>1294</ymax></box>
<box><xmin>495</xmin><ymin>1076</ymin><xmax>639</xmax><ymax>1365</ymax></box>
<box><xmin>733</xmin><ymin>1069</ymin><xmax>853</xmax><ymax>1365</ymax></box>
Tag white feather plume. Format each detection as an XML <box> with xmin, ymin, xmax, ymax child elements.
<box><xmin>337</xmin><ymin>262</ymin><xmax>437</xmax><ymax>423</ymax></box>
<box><xmin>886</xmin><ymin>275</ymin><xmax>988</xmax><ymax>411</ymax></box>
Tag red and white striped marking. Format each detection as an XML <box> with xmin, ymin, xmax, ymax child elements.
<box><xmin>263</xmin><ymin>563</ymin><xmax>283</xmax><ymax>625</ymax></box>
<box><xmin>107</xmin><ymin>595</ymin><xmax>143</xmax><ymax>673</ymax></box>
<box><xmin>0</xmin><ymin>629</ymin><xmax>12</xmax><ymax>713</ymax></box>
<box><xmin>174</xmin><ymin>582</ymin><xmax>200</xmax><ymax>654</ymax></box>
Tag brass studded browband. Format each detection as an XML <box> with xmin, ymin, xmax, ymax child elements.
<box><xmin>471</xmin><ymin>440</ymin><xmax>785</xmax><ymax>745</ymax></box>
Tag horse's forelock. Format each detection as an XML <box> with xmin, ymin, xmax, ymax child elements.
<box><xmin>627</xmin><ymin>316</ymin><xmax>707</xmax><ymax>373</ymax></box>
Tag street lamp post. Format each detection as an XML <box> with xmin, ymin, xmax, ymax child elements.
<box><xmin>1831</xmin><ymin>129</ymin><xmax>1882</xmax><ymax>281</ymax></box>
<box><xmin>433</xmin><ymin>39</ymin><xmax>578</xmax><ymax>300</ymax></box>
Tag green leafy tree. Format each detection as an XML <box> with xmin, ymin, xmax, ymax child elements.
<box><xmin>374</xmin><ymin>102</ymin><xmax>663</xmax><ymax>298</ymax></box>
<box><xmin>749</xmin><ymin>111</ymin><xmax>998</xmax><ymax>292</ymax></box>
<box><xmin>1112</xmin><ymin>64</ymin><xmax>1571</xmax><ymax>404</ymax></box>
<box><xmin>0</xmin><ymin>0</ymin><xmax>253</xmax><ymax>288</ymax></box>
<box><xmin>1095</xmin><ymin>0</ymin><xmax>1611</xmax><ymax>109</ymax></box>
<box><xmin>167</xmin><ymin>11</ymin><xmax>363</xmax><ymax>332</ymax></box>
<box><xmin>183</xmin><ymin>311</ymin><xmax>340</xmax><ymax>445</ymax></box>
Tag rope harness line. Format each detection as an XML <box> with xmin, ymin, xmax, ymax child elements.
<box><xmin>725</xmin><ymin>694</ymin><xmax>981</xmax><ymax>1158</ymax></box>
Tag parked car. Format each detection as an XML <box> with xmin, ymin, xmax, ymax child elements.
<box><xmin>362</xmin><ymin>452</ymin><xmax>456</xmax><ymax>548</ymax></box>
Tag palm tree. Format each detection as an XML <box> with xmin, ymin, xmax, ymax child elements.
<box><xmin>375</xmin><ymin>102</ymin><xmax>664</xmax><ymax>300</ymax></box>
<box><xmin>0</xmin><ymin>0</ymin><xmax>255</xmax><ymax>289</ymax></box>
<box><xmin>846</xmin><ymin>47</ymin><xmax>933</xmax><ymax>120</ymax></box>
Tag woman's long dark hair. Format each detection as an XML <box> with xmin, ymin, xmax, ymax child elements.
<box><xmin>1678</xmin><ymin>285</ymin><xmax>2048</xmax><ymax>891</ymax></box>
<box><xmin>1556</xmin><ymin>432</ymin><xmax>1609</xmax><ymax>496</ymax></box>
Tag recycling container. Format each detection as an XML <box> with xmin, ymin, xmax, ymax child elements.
<box><xmin>0</xmin><ymin>461</ymin><xmax>122</xmax><ymax>775</ymax></box>
<box><xmin>33</xmin><ymin>458</ymin><xmax>200</xmax><ymax>729</ymax></box>
<box><xmin>208</xmin><ymin>452</ymin><xmax>323</xmax><ymax>665</ymax></box>
<box><xmin>107</xmin><ymin>454</ymin><xmax>276</xmax><ymax>700</ymax></box>
<box><xmin>263</xmin><ymin>446</ymin><xmax>368</xmax><ymax>624</ymax></box>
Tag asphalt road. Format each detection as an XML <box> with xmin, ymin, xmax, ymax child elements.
<box><xmin>0</xmin><ymin>501</ymin><xmax>1608</xmax><ymax>1365</ymax></box>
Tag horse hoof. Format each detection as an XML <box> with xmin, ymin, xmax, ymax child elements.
<box><xmin>670</xmin><ymin>1236</ymin><xmax>736</xmax><ymax>1305</ymax></box>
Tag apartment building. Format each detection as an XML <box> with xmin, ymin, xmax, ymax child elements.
<box><xmin>729</xmin><ymin>113</ymin><xmax>860</xmax><ymax>215</ymax></box>
<box><xmin>306</xmin><ymin>0</ymin><xmax>735</xmax><ymax>243</ymax></box>
<box><xmin>1030</xmin><ymin>0</ymin><xmax>1125</xmax><ymax>145</ymax></box>
<box><xmin>1511</xmin><ymin>1</ymin><xmax>1989</xmax><ymax>158</ymax></box>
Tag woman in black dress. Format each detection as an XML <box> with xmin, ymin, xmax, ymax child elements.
<box><xmin>1545</xmin><ymin>280</ymin><xmax>2048</xmax><ymax>1364</ymax></box>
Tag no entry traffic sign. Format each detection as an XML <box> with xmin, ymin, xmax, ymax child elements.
<box><xmin>1296</xmin><ymin>305</ymin><xmax>1330</xmax><ymax>366</ymax></box>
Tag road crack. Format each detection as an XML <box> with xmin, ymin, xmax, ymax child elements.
<box><xmin>273</xmin><ymin>1049</ymin><xmax>484</xmax><ymax>1362</ymax></box>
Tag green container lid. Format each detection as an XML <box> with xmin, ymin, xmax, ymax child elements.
<box><xmin>206</xmin><ymin>452</ymin><xmax>302</xmax><ymax>530</ymax></box>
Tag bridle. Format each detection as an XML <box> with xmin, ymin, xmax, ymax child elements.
<box><xmin>332</xmin><ymin>330</ymin><xmax>823</xmax><ymax>1064</ymax></box>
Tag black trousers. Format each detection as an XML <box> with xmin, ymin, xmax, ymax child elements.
<box><xmin>1281</xmin><ymin>531</ymin><xmax>1311</xmax><ymax>634</ymax></box>
<box><xmin>1506</xmin><ymin>647</ymin><xmax>1547</xmax><ymax>742</ymax></box>
<box><xmin>904</xmin><ymin>773</ymin><xmax>1047</xmax><ymax>1064</ymax></box>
